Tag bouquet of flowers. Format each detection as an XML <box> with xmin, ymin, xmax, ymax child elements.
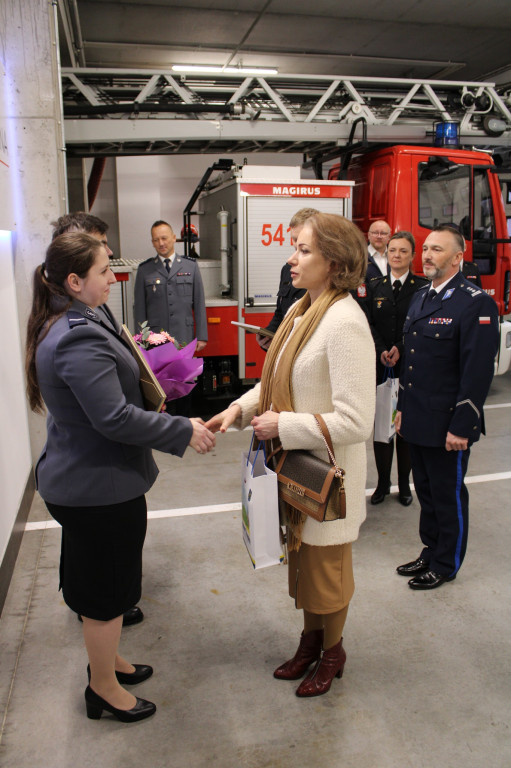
<box><xmin>133</xmin><ymin>321</ymin><xmax>203</xmax><ymax>402</ymax></box>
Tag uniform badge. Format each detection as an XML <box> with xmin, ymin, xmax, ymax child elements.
<box><xmin>376</xmin><ymin>300</ymin><xmax>383</xmax><ymax>309</ymax></box>
<box><xmin>429</xmin><ymin>317</ymin><xmax>452</xmax><ymax>324</ymax></box>
<box><xmin>357</xmin><ymin>284</ymin><xmax>367</xmax><ymax>298</ymax></box>
<box><xmin>177</xmin><ymin>272</ymin><xmax>191</xmax><ymax>276</ymax></box>
<box><xmin>84</xmin><ymin>307</ymin><xmax>98</xmax><ymax>320</ymax></box>
<box><xmin>479</xmin><ymin>316</ymin><xmax>491</xmax><ymax>325</ymax></box>
<box><xmin>443</xmin><ymin>288</ymin><xmax>455</xmax><ymax>300</ymax></box>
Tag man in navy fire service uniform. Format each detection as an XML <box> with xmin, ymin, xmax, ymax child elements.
<box><xmin>355</xmin><ymin>219</ymin><xmax>391</xmax><ymax>307</ymax></box>
<box><xmin>395</xmin><ymin>224</ymin><xmax>499</xmax><ymax>590</ymax></box>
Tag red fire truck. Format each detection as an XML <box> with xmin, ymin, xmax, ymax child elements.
<box><xmin>327</xmin><ymin>144</ymin><xmax>511</xmax><ymax>374</ymax></box>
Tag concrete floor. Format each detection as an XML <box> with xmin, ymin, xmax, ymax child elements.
<box><xmin>1</xmin><ymin>373</ymin><xmax>510</xmax><ymax>768</ymax></box>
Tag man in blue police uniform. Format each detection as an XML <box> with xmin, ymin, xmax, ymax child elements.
<box><xmin>134</xmin><ymin>220</ymin><xmax>207</xmax><ymax>350</ymax></box>
<box><xmin>395</xmin><ymin>224</ymin><xmax>499</xmax><ymax>590</ymax></box>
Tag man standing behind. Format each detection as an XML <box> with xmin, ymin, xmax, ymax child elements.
<box><xmin>367</xmin><ymin>220</ymin><xmax>391</xmax><ymax>279</ymax></box>
<box><xmin>355</xmin><ymin>220</ymin><xmax>391</xmax><ymax>304</ymax></box>
<box><xmin>395</xmin><ymin>225</ymin><xmax>499</xmax><ymax>590</ymax></box>
<box><xmin>134</xmin><ymin>220</ymin><xmax>207</xmax><ymax>351</ymax></box>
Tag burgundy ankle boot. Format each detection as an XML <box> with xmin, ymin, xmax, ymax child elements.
<box><xmin>273</xmin><ymin>630</ymin><xmax>323</xmax><ymax>680</ymax></box>
<box><xmin>295</xmin><ymin>637</ymin><xmax>346</xmax><ymax>697</ymax></box>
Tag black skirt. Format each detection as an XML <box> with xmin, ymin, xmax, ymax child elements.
<box><xmin>45</xmin><ymin>496</ymin><xmax>147</xmax><ymax>621</ymax></box>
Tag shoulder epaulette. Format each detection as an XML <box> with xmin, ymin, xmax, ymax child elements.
<box><xmin>67</xmin><ymin>311</ymin><xmax>88</xmax><ymax>329</ymax></box>
<box><xmin>184</xmin><ymin>254</ymin><xmax>196</xmax><ymax>261</ymax></box>
<box><xmin>459</xmin><ymin>282</ymin><xmax>483</xmax><ymax>298</ymax></box>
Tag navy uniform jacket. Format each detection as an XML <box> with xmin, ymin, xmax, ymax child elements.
<box><xmin>264</xmin><ymin>263</ymin><xmax>306</xmax><ymax>334</ymax></box>
<box><xmin>366</xmin><ymin>253</ymin><xmax>390</xmax><ymax>281</ymax></box>
<box><xmin>397</xmin><ymin>271</ymin><xmax>499</xmax><ymax>447</ymax></box>
<box><xmin>35</xmin><ymin>299</ymin><xmax>192</xmax><ymax>507</ymax></box>
<box><xmin>354</xmin><ymin>252</ymin><xmax>390</xmax><ymax>306</ymax></box>
<box><xmin>366</xmin><ymin>272</ymin><xmax>429</xmax><ymax>382</ymax></box>
<box><xmin>134</xmin><ymin>254</ymin><xmax>208</xmax><ymax>344</ymax></box>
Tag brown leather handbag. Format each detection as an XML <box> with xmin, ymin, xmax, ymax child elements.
<box><xmin>273</xmin><ymin>414</ymin><xmax>346</xmax><ymax>523</ymax></box>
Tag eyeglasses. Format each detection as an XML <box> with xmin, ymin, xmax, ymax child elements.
<box><xmin>369</xmin><ymin>231</ymin><xmax>391</xmax><ymax>237</ymax></box>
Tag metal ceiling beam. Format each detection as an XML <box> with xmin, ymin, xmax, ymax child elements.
<box><xmin>64</xmin><ymin>119</ymin><xmax>428</xmax><ymax>144</ymax></box>
<box><xmin>61</xmin><ymin>69</ymin><xmax>511</xmax><ymax>153</ymax></box>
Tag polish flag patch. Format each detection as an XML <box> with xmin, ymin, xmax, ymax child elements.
<box><xmin>479</xmin><ymin>316</ymin><xmax>491</xmax><ymax>324</ymax></box>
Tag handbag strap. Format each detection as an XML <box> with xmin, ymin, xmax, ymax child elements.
<box><xmin>313</xmin><ymin>414</ymin><xmax>345</xmax><ymax>480</ymax></box>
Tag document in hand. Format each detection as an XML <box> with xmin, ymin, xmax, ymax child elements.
<box><xmin>121</xmin><ymin>325</ymin><xmax>166</xmax><ymax>412</ymax></box>
<box><xmin>231</xmin><ymin>321</ymin><xmax>275</xmax><ymax>338</ymax></box>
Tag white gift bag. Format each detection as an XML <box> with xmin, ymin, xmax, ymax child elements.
<box><xmin>241</xmin><ymin>435</ymin><xmax>283</xmax><ymax>569</ymax></box>
<box><xmin>374</xmin><ymin>369</ymin><xmax>399</xmax><ymax>443</ymax></box>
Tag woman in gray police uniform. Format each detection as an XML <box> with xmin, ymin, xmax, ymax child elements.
<box><xmin>25</xmin><ymin>233</ymin><xmax>215</xmax><ymax>723</ymax></box>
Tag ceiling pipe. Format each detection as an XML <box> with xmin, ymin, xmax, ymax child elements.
<box><xmin>68</xmin><ymin>0</ymin><xmax>86</xmax><ymax>67</ymax></box>
<box><xmin>64</xmin><ymin>103</ymin><xmax>245</xmax><ymax>116</ymax></box>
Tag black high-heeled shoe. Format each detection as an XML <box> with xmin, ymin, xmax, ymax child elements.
<box><xmin>87</xmin><ymin>663</ymin><xmax>153</xmax><ymax>685</ymax></box>
<box><xmin>84</xmin><ymin>685</ymin><xmax>156</xmax><ymax>722</ymax></box>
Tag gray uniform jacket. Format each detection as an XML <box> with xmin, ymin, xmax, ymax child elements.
<box><xmin>134</xmin><ymin>254</ymin><xmax>208</xmax><ymax>344</ymax></box>
<box><xmin>35</xmin><ymin>299</ymin><xmax>193</xmax><ymax>507</ymax></box>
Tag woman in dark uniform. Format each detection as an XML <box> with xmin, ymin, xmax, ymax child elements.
<box><xmin>366</xmin><ymin>232</ymin><xmax>428</xmax><ymax>506</ymax></box>
<box><xmin>25</xmin><ymin>233</ymin><xmax>215</xmax><ymax>723</ymax></box>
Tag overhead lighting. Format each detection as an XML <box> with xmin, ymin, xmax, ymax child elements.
<box><xmin>172</xmin><ymin>65</ymin><xmax>278</xmax><ymax>76</ymax></box>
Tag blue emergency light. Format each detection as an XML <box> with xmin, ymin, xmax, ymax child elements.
<box><xmin>433</xmin><ymin>121</ymin><xmax>460</xmax><ymax>148</ymax></box>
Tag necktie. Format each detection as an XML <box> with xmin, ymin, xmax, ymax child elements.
<box><xmin>164</xmin><ymin>258</ymin><xmax>171</xmax><ymax>273</ymax></box>
<box><xmin>392</xmin><ymin>280</ymin><xmax>401</xmax><ymax>299</ymax></box>
<box><xmin>422</xmin><ymin>288</ymin><xmax>436</xmax><ymax>308</ymax></box>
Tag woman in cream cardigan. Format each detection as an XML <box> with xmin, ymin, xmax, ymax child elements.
<box><xmin>207</xmin><ymin>212</ymin><xmax>375</xmax><ymax>697</ymax></box>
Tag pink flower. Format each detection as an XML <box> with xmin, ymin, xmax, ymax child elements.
<box><xmin>147</xmin><ymin>332</ymin><xmax>172</xmax><ymax>346</ymax></box>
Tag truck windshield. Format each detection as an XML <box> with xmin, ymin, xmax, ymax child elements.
<box><xmin>418</xmin><ymin>162</ymin><xmax>470</xmax><ymax>232</ymax></box>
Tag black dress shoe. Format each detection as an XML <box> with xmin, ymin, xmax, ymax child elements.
<box><xmin>398</xmin><ymin>492</ymin><xmax>413</xmax><ymax>506</ymax></box>
<box><xmin>84</xmin><ymin>685</ymin><xmax>156</xmax><ymax>722</ymax></box>
<box><xmin>408</xmin><ymin>570</ymin><xmax>456</xmax><ymax>590</ymax></box>
<box><xmin>87</xmin><ymin>663</ymin><xmax>153</xmax><ymax>685</ymax></box>
<box><xmin>121</xmin><ymin>606</ymin><xmax>144</xmax><ymax>626</ymax></box>
<box><xmin>78</xmin><ymin>606</ymin><xmax>144</xmax><ymax>626</ymax></box>
<box><xmin>370</xmin><ymin>486</ymin><xmax>391</xmax><ymax>505</ymax></box>
<box><xmin>396</xmin><ymin>557</ymin><xmax>429</xmax><ymax>576</ymax></box>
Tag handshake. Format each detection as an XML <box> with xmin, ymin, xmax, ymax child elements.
<box><xmin>188</xmin><ymin>403</ymin><xmax>281</xmax><ymax>455</ymax></box>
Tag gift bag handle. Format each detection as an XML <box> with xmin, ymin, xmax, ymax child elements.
<box><xmin>382</xmin><ymin>365</ymin><xmax>395</xmax><ymax>382</ymax></box>
<box><xmin>246</xmin><ymin>430</ymin><xmax>267</xmax><ymax>475</ymax></box>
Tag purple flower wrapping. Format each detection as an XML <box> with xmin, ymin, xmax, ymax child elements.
<box><xmin>139</xmin><ymin>339</ymin><xmax>203</xmax><ymax>401</ymax></box>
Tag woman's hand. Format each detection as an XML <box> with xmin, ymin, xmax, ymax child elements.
<box><xmin>189</xmin><ymin>417</ymin><xmax>216</xmax><ymax>454</ymax></box>
<box><xmin>204</xmin><ymin>404</ymin><xmax>241</xmax><ymax>433</ymax></box>
<box><xmin>251</xmin><ymin>411</ymin><xmax>279</xmax><ymax>440</ymax></box>
<box><xmin>381</xmin><ymin>346</ymin><xmax>400</xmax><ymax>367</ymax></box>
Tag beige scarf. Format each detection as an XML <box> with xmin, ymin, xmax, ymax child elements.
<box><xmin>259</xmin><ymin>288</ymin><xmax>346</xmax><ymax>550</ymax></box>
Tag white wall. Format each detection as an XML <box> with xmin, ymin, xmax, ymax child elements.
<box><xmin>0</xmin><ymin>0</ymin><xmax>67</xmax><ymax>569</ymax></box>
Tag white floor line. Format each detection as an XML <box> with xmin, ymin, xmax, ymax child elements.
<box><xmin>485</xmin><ymin>402</ymin><xmax>511</xmax><ymax>409</ymax></box>
<box><xmin>24</xmin><ymin>470</ymin><xmax>511</xmax><ymax>532</ymax></box>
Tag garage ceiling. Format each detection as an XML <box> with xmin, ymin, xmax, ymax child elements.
<box><xmin>58</xmin><ymin>0</ymin><xmax>511</xmax><ymax>156</ymax></box>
